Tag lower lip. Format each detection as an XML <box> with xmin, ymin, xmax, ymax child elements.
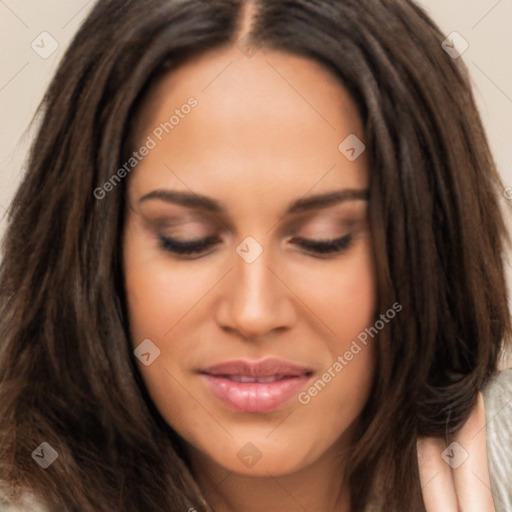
<box><xmin>202</xmin><ymin>374</ymin><xmax>311</xmax><ymax>413</ymax></box>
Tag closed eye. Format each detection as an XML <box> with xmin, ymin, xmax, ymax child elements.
<box><xmin>291</xmin><ymin>233</ymin><xmax>353</xmax><ymax>256</ymax></box>
<box><xmin>157</xmin><ymin>233</ymin><xmax>354</xmax><ymax>259</ymax></box>
<box><xmin>158</xmin><ymin>234</ymin><xmax>220</xmax><ymax>256</ymax></box>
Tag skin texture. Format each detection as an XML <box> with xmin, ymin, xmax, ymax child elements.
<box><xmin>418</xmin><ymin>393</ymin><xmax>496</xmax><ymax>512</ymax></box>
<box><xmin>123</xmin><ymin>46</ymin><xmax>376</xmax><ymax>512</ymax></box>
<box><xmin>122</xmin><ymin>46</ymin><xmax>496</xmax><ymax>512</ymax></box>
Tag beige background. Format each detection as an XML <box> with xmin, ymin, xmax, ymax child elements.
<box><xmin>1</xmin><ymin>0</ymin><xmax>511</xmax><ymax>231</ymax></box>
<box><xmin>0</xmin><ymin>0</ymin><xmax>511</xmax><ymax>359</ymax></box>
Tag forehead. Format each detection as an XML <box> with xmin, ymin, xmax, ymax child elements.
<box><xmin>129</xmin><ymin>46</ymin><xmax>369</xmax><ymax>206</ymax></box>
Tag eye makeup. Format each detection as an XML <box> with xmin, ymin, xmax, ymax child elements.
<box><xmin>138</xmin><ymin>192</ymin><xmax>368</xmax><ymax>260</ymax></box>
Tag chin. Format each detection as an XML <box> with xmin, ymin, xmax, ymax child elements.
<box><xmin>220</xmin><ymin>445</ymin><xmax>315</xmax><ymax>477</ymax></box>
<box><xmin>184</xmin><ymin>425</ymin><xmax>336</xmax><ymax>479</ymax></box>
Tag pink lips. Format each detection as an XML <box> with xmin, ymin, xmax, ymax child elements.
<box><xmin>201</xmin><ymin>359</ymin><xmax>313</xmax><ymax>413</ymax></box>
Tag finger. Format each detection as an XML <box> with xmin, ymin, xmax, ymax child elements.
<box><xmin>418</xmin><ymin>436</ymin><xmax>459</xmax><ymax>512</ymax></box>
<box><xmin>451</xmin><ymin>392</ymin><xmax>495</xmax><ymax>512</ymax></box>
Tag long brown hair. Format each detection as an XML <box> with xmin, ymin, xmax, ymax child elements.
<box><xmin>1</xmin><ymin>0</ymin><xmax>510</xmax><ymax>510</ymax></box>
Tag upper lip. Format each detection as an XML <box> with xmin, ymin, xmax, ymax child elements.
<box><xmin>201</xmin><ymin>358</ymin><xmax>313</xmax><ymax>378</ymax></box>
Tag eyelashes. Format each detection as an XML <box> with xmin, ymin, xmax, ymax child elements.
<box><xmin>290</xmin><ymin>234</ymin><xmax>353</xmax><ymax>255</ymax></box>
<box><xmin>157</xmin><ymin>233</ymin><xmax>354</xmax><ymax>258</ymax></box>
<box><xmin>158</xmin><ymin>234</ymin><xmax>221</xmax><ymax>255</ymax></box>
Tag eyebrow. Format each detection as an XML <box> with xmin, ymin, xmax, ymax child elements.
<box><xmin>138</xmin><ymin>188</ymin><xmax>369</xmax><ymax>215</ymax></box>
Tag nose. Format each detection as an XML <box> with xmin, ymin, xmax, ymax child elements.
<box><xmin>215</xmin><ymin>244</ymin><xmax>296</xmax><ymax>341</ymax></box>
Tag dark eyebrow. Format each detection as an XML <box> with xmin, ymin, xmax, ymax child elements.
<box><xmin>287</xmin><ymin>188</ymin><xmax>369</xmax><ymax>214</ymax></box>
<box><xmin>139</xmin><ymin>189</ymin><xmax>224</xmax><ymax>214</ymax></box>
<box><xmin>138</xmin><ymin>188</ymin><xmax>369</xmax><ymax>215</ymax></box>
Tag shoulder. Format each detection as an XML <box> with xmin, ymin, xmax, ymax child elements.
<box><xmin>482</xmin><ymin>368</ymin><xmax>512</xmax><ymax>512</ymax></box>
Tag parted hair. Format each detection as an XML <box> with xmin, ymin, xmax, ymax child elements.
<box><xmin>0</xmin><ymin>0</ymin><xmax>510</xmax><ymax>510</ymax></box>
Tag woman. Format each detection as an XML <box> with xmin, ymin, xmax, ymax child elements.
<box><xmin>0</xmin><ymin>0</ymin><xmax>510</xmax><ymax>510</ymax></box>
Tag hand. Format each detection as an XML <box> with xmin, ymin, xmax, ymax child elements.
<box><xmin>417</xmin><ymin>392</ymin><xmax>496</xmax><ymax>512</ymax></box>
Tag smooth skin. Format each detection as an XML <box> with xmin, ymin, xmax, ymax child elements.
<box><xmin>122</xmin><ymin>45</ymin><xmax>495</xmax><ymax>511</ymax></box>
<box><xmin>418</xmin><ymin>393</ymin><xmax>495</xmax><ymax>511</ymax></box>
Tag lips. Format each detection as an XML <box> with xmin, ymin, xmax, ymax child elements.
<box><xmin>200</xmin><ymin>359</ymin><xmax>313</xmax><ymax>413</ymax></box>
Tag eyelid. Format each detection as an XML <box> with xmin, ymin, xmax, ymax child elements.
<box><xmin>154</xmin><ymin>211</ymin><xmax>365</xmax><ymax>258</ymax></box>
<box><xmin>157</xmin><ymin>232</ymin><xmax>355</xmax><ymax>259</ymax></box>
<box><xmin>280</xmin><ymin>209</ymin><xmax>363</xmax><ymax>237</ymax></box>
<box><xmin>289</xmin><ymin>233</ymin><xmax>354</xmax><ymax>256</ymax></box>
<box><xmin>150</xmin><ymin>216</ymin><xmax>215</xmax><ymax>232</ymax></box>
<box><xmin>139</xmin><ymin>205</ymin><xmax>235</xmax><ymax>238</ymax></box>
<box><xmin>157</xmin><ymin>234</ymin><xmax>221</xmax><ymax>257</ymax></box>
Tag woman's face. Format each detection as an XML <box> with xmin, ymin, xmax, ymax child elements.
<box><xmin>123</xmin><ymin>46</ymin><xmax>377</xmax><ymax>477</ymax></box>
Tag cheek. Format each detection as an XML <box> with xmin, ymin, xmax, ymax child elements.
<box><xmin>290</xmin><ymin>240</ymin><xmax>377</xmax><ymax>346</ymax></box>
<box><xmin>288</xmin><ymin>241</ymin><xmax>377</xmax><ymax>422</ymax></box>
<box><xmin>123</xmin><ymin>223</ymin><xmax>379</xmax><ymax>475</ymax></box>
<box><xmin>123</xmin><ymin>240</ymin><xmax>220</xmax><ymax>344</ymax></box>
<box><xmin>332</xmin><ymin>263</ymin><xmax>376</xmax><ymax>343</ymax></box>
<box><xmin>125</xmin><ymin>267</ymin><xmax>192</xmax><ymax>341</ymax></box>
<box><xmin>122</xmin><ymin>234</ymin><xmax>213</xmax><ymax>433</ymax></box>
